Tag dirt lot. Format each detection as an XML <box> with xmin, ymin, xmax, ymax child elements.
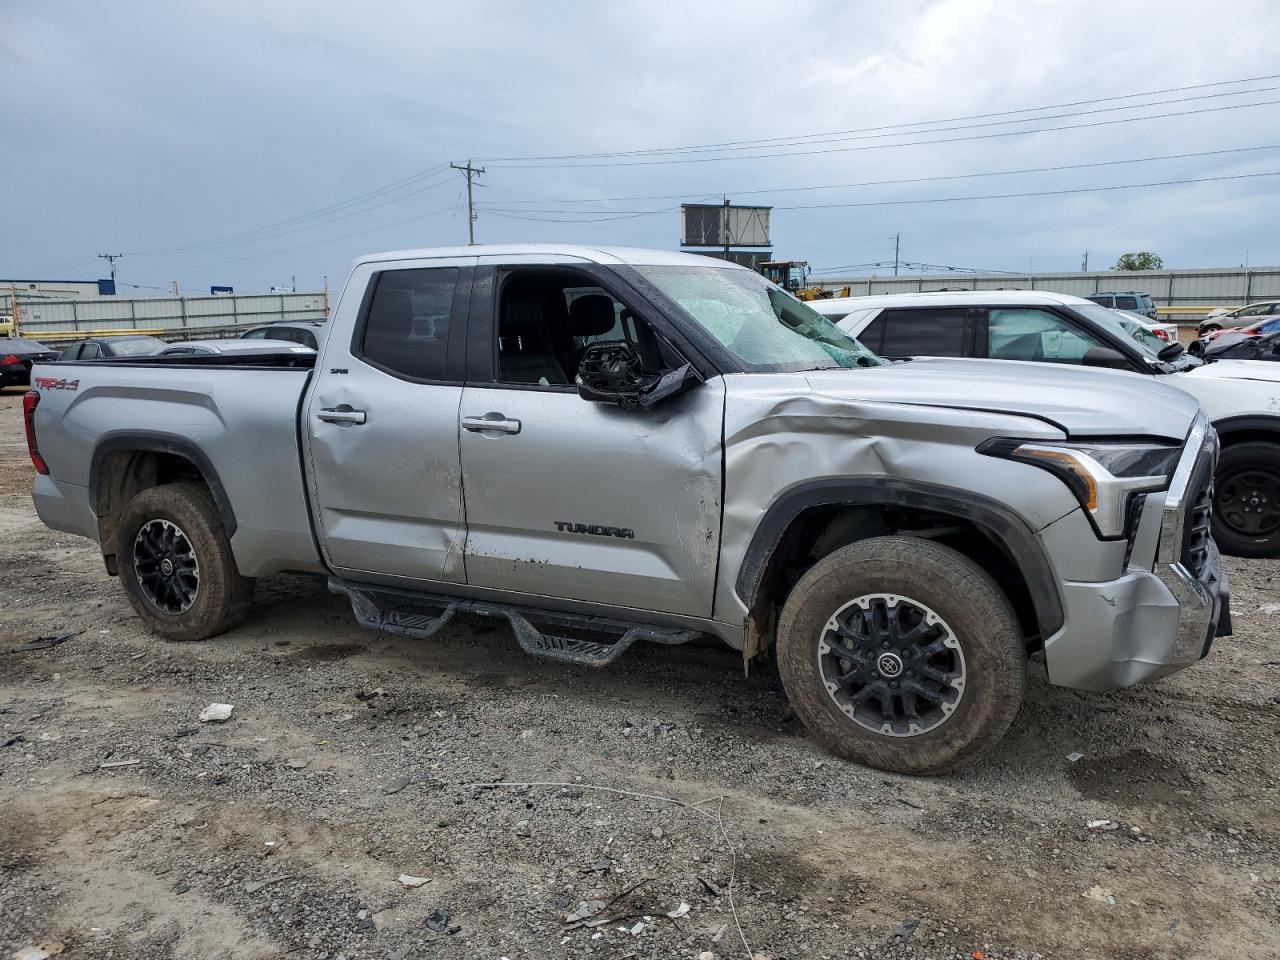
<box><xmin>1</xmin><ymin>389</ymin><xmax>1277</xmax><ymax>960</ymax></box>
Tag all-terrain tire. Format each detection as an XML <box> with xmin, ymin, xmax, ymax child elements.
<box><xmin>1211</xmin><ymin>441</ymin><xmax>1280</xmax><ymax>558</ymax></box>
<box><xmin>776</xmin><ymin>536</ymin><xmax>1025</xmax><ymax>775</ymax></box>
<box><xmin>116</xmin><ymin>482</ymin><xmax>254</xmax><ymax>641</ymax></box>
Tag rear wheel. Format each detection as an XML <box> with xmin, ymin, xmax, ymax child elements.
<box><xmin>116</xmin><ymin>482</ymin><xmax>254</xmax><ymax>640</ymax></box>
<box><xmin>1213</xmin><ymin>441</ymin><xmax>1280</xmax><ymax>558</ymax></box>
<box><xmin>776</xmin><ymin>536</ymin><xmax>1025</xmax><ymax>775</ymax></box>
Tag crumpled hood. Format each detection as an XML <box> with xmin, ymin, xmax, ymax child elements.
<box><xmin>1180</xmin><ymin>358</ymin><xmax>1280</xmax><ymax>384</ymax></box>
<box><xmin>803</xmin><ymin>358</ymin><xmax>1199</xmax><ymax>441</ymax></box>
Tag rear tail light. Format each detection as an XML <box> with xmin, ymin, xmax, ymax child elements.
<box><xmin>23</xmin><ymin>391</ymin><xmax>49</xmax><ymax>475</ymax></box>
<box><xmin>1</xmin><ymin>354</ymin><xmax>19</xmax><ymax>366</ymax></box>
<box><xmin>1154</xmin><ymin>329</ymin><xmax>1170</xmax><ymax>341</ymax></box>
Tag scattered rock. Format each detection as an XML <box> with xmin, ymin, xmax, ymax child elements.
<box><xmin>198</xmin><ymin>703</ymin><xmax>234</xmax><ymax>723</ymax></box>
<box><xmin>666</xmin><ymin>902</ymin><xmax>690</xmax><ymax>919</ymax></box>
<box><xmin>243</xmin><ymin>875</ymin><xmax>290</xmax><ymax>894</ymax></box>
<box><xmin>398</xmin><ymin>874</ymin><xmax>431</xmax><ymax>888</ymax></box>
<box><xmin>285</xmin><ymin>758</ymin><xmax>309</xmax><ymax>769</ymax></box>
<box><xmin>13</xmin><ymin>944</ymin><xmax>64</xmax><ymax>960</ymax></box>
<box><xmin>1083</xmin><ymin>884</ymin><xmax>1118</xmax><ymax>906</ymax></box>
<box><xmin>424</xmin><ymin>908</ymin><xmax>451</xmax><ymax>932</ymax></box>
<box><xmin>566</xmin><ymin>900</ymin><xmax>605</xmax><ymax>923</ymax></box>
<box><xmin>893</xmin><ymin>918</ymin><xmax>920</xmax><ymax>943</ymax></box>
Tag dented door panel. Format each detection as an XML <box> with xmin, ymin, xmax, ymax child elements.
<box><xmin>458</xmin><ymin>380</ymin><xmax>725</xmax><ymax>616</ymax></box>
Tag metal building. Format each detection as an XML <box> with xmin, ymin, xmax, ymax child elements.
<box><xmin>811</xmin><ymin>265</ymin><xmax>1280</xmax><ymax>318</ymax></box>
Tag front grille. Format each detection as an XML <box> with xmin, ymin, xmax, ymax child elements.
<box><xmin>1181</xmin><ymin>453</ymin><xmax>1214</xmax><ymax>579</ymax></box>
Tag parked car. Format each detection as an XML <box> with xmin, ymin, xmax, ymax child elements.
<box><xmin>0</xmin><ymin>337</ymin><xmax>59</xmax><ymax>388</ymax></box>
<box><xmin>811</xmin><ymin>289</ymin><xmax>1280</xmax><ymax>558</ymax></box>
<box><xmin>27</xmin><ymin>245</ymin><xmax>1227</xmax><ymax>774</ymax></box>
<box><xmin>1086</xmin><ymin>291</ymin><xmax>1157</xmax><ymax>319</ymax></box>
<box><xmin>1196</xmin><ymin>315</ymin><xmax>1280</xmax><ymax>348</ymax></box>
<box><xmin>1198</xmin><ymin>301</ymin><xmax>1280</xmax><ymax>335</ymax></box>
<box><xmin>1201</xmin><ymin>330</ymin><xmax>1280</xmax><ymax>362</ymax></box>
<box><xmin>1113</xmin><ymin>309</ymin><xmax>1179</xmax><ymax>343</ymax></box>
<box><xmin>156</xmin><ymin>338</ymin><xmax>316</xmax><ymax>359</ymax></box>
<box><xmin>58</xmin><ymin>335</ymin><xmax>167</xmax><ymax>361</ymax></box>
<box><xmin>238</xmin><ymin>319</ymin><xmax>327</xmax><ymax>351</ymax></box>
<box><xmin>0</xmin><ymin>314</ymin><xmax>13</xmax><ymax>337</ymax></box>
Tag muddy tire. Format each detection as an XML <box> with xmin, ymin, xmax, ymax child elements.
<box><xmin>776</xmin><ymin>536</ymin><xmax>1025</xmax><ymax>775</ymax></box>
<box><xmin>116</xmin><ymin>482</ymin><xmax>254</xmax><ymax>641</ymax></box>
<box><xmin>1212</xmin><ymin>441</ymin><xmax>1280</xmax><ymax>558</ymax></box>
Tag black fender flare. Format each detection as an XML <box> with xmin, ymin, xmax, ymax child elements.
<box><xmin>735</xmin><ymin>478</ymin><xmax>1064</xmax><ymax>638</ymax></box>
<box><xmin>89</xmin><ymin>430</ymin><xmax>238</xmax><ymax>536</ymax></box>
<box><xmin>1212</xmin><ymin>414</ymin><xmax>1280</xmax><ymax>443</ymax></box>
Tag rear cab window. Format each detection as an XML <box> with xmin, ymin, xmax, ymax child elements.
<box><xmin>866</xmin><ymin>307</ymin><xmax>972</xmax><ymax>358</ymax></box>
<box><xmin>357</xmin><ymin>267</ymin><xmax>460</xmax><ymax>381</ymax></box>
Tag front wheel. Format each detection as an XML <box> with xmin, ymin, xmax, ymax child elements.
<box><xmin>116</xmin><ymin>482</ymin><xmax>254</xmax><ymax>641</ymax></box>
<box><xmin>776</xmin><ymin>536</ymin><xmax>1025</xmax><ymax>775</ymax></box>
<box><xmin>1212</xmin><ymin>441</ymin><xmax>1280</xmax><ymax>558</ymax></box>
<box><xmin>1200</xmin><ymin>323</ymin><xmax>1223</xmax><ymax>334</ymax></box>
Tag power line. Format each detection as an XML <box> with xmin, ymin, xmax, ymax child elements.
<box><xmin>485</xmin><ymin>97</ymin><xmax>1280</xmax><ymax>169</ymax></box>
<box><xmin>159</xmin><ymin>201</ymin><xmax>464</xmax><ymax>274</ymax></box>
<box><xmin>476</xmin><ymin>143</ymin><xmax>1280</xmax><ymax>205</ymax></box>
<box><xmin>129</xmin><ymin>170</ymin><xmax>458</xmax><ymax>257</ymax></box>
<box><xmin>477</xmin><ymin>73</ymin><xmax>1280</xmax><ymax>163</ymax></box>
<box><xmin>481</xmin><ymin>170</ymin><xmax>1280</xmax><ymax>221</ymax></box>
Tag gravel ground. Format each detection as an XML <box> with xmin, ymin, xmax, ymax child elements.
<box><xmin>0</xmin><ymin>388</ymin><xmax>1277</xmax><ymax>960</ymax></box>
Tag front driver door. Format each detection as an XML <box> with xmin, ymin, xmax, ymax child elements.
<box><xmin>303</xmin><ymin>257</ymin><xmax>474</xmax><ymax>584</ymax></box>
<box><xmin>457</xmin><ymin>264</ymin><xmax>724</xmax><ymax>617</ymax></box>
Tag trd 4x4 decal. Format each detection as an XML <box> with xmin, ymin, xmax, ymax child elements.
<box><xmin>33</xmin><ymin>376</ymin><xmax>80</xmax><ymax>391</ymax></box>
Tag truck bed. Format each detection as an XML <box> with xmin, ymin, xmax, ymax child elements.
<box><xmin>29</xmin><ymin>358</ymin><xmax>325</xmax><ymax>578</ymax></box>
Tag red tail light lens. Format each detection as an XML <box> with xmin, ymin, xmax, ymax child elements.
<box><xmin>23</xmin><ymin>391</ymin><xmax>49</xmax><ymax>475</ymax></box>
<box><xmin>0</xmin><ymin>354</ymin><xmax>19</xmax><ymax>366</ymax></box>
<box><xmin>1154</xmin><ymin>329</ymin><xmax>1170</xmax><ymax>341</ymax></box>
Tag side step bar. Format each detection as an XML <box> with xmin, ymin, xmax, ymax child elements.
<box><xmin>329</xmin><ymin>579</ymin><xmax>696</xmax><ymax>668</ymax></box>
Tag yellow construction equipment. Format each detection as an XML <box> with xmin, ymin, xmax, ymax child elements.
<box><xmin>758</xmin><ymin>261</ymin><xmax>849</xmax><ymax>301</ymax></box>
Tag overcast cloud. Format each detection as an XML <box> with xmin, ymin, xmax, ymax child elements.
<box><xmin>3</xmin><ymin>0</ymin><xmax>1280</xmax><ymax>293</ymax></box>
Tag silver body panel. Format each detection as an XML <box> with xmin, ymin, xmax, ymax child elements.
<box><xmin>457</xmin><ymin>382</ymin><xmax>724</xmax><ymax>616</ymax></box>
<box><xmin>28</xmin><ymin>244</ymin><xmax>1223</xmax><ymax>695</ymax></box>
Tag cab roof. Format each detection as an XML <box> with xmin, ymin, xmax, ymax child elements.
<box><xmin>354</xmin><ymin>244</ymin><xmax>747</xmax><ymax>269</ymax></box>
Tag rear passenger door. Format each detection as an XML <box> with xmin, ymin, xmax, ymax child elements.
<box><xmin>858</xmin><ymin>307</ymin><xmax>976</xmax><ymax>358</ymax></box>
<box><xmin>303</xmin><ymin>257</ymin><xmax>475</xmax><ymax>585</ymax></box>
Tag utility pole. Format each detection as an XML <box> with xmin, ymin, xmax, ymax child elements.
<box><xmin>98</xmin><ymin>253</ymin><xmax>123</xmax><ymax>283</ymax></box>
<box><xmin>450</xmin><ymin>160</ymin><xmax>485</xmax><ymax>244</ymax></box>
<box><xmin>722</xmin><ymin>196</ymin><xmax>731</xmax><ymax>260</ymax></box>
<box><xmin>893</xmin><ymin>233</ymin><xmax>900</xmax><ymax>277</ymax></box>
<box><xmin>1081</xmin><ymin>251</ymin><xmax>1089</xmax><ymax>272</ymax></box>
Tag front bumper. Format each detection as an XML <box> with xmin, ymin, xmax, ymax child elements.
<box><xmin>1043</xmin><ymin>412</ymin><xmax>1228</xmax><ymax>692</ymax></box>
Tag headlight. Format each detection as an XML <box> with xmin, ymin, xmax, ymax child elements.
<box><xmin>980</xmin><ymin>439</ymin><xmax>1180</xmax><ymax>538</ymax></box>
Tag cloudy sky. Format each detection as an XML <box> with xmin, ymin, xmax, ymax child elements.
<box><xmin>4</xmin><ymin>0</ymin><xmax>1280</xmax><ymax>294</ymax></box>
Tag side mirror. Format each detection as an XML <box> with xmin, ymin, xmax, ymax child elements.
<box><xmin>1082</xmin><ymin>346</ymin><xmax>1131</xmax><ymax>370</ymax></box>
<box><xmin>576</xmin><ymin>340</ymin><xmax>700</xmax><ymax>409</ymax></box>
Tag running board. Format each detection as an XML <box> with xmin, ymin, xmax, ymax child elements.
<box><xmin>329</xmin><ymin>579</ymin><xmax>696</xmax><ymax>668</ymax></box>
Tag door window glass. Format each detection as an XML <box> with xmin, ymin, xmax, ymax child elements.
<box><xmin>496</xmin><ymin>271</ymin><xmax>680</xmax><ymax>387</ymax></box>
<box><xmin>242</xmin><ymin>327</ymin><xmax>270</xmax><ymax>340</ymax></box>
<box><xmin>879</xmin><ymin>308</ymin><xmax>968</xmax><ymax>357</ymax></box>
<box><xmin>359</xmin><ymin>268</ymin><xmax>458</xmax><ymax>381</ymax></box>
<box><xmin>82</xmin><ymin>343</ymin><xmax>101</xmax><ymax>359</ymax></box>
<box><xmin>1115</xmin><ymin>295</ymin><xmax>1138</xmax><ymax>310</ymax></box>
<box><xmin>987</xmin><ymin>308</ymin><xmax>1109</xmax><ymax>363</ymax></box>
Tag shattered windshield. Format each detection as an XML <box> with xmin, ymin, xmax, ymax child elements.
<box><xmin>633</xmin><ymin>265</ymin><xmax>881</xmax><ymax>372</ymax></box>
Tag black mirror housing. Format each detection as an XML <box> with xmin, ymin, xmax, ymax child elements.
<box><xmin>576</xmin><ymin>340</ymin><xmax>700</xmax><ymax>409</ymax></box>
<box><xmin>1081</xmin><ymin>346</ymin><xmax>1132</xmax><ymax>370</ymax></box>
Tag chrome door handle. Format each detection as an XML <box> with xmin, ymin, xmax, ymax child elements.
<box><xmin>462</xmin><ymin>413</ymin><xmax>521</xmax><ymax>435</ymax></box>
<box><xmin>318</xmin><ymin>407</ymin><xmax>367</xmax><ymax>425</ymax></box>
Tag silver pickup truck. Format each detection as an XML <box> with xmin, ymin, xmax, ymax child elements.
<box><xmin>26</xmin><ymin>245</ymin><xmax>1229</xmax><ymax>774</ymax></box>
